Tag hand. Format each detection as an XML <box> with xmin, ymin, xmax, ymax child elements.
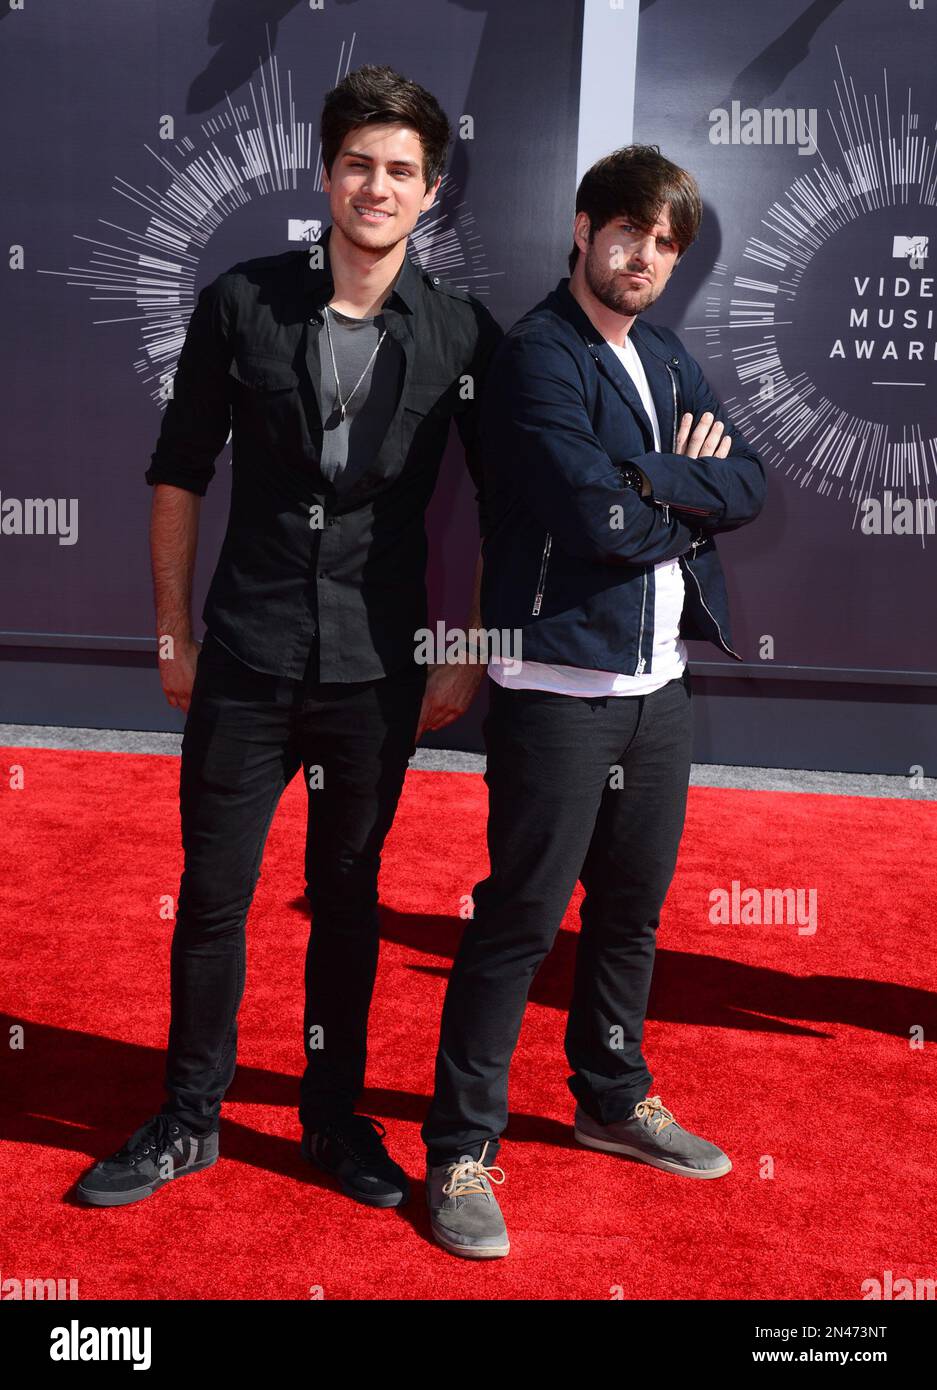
<box><xmin>675</xmin><ymin>410</ymin><xmax>732</xmax><ymax>459</ymax></box>
<box><xmin>159</xmin><ymin>636</ymin><xmax>200</xmax><ymax>714</ymax></box>
<box><xmin>415</xmin><ymin>662</ymin><xmax>486</xmax><ymax>740</ymax></box>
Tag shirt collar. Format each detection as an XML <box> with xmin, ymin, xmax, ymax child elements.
<box><xmin>302</xmin><ymin>223</ymin><xmax>420</xmax><ymax>314</ymax></box>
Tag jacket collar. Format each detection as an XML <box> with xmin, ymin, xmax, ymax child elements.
<box><xmin>547</xmin><ymin>277</ymin><xmax>679</xmax><ymax>452</ymax></box>
<box><xmin>549</xmin><ymin>276</ymin><xmax>673</xmax><ymax>361</ymax></box>
<box><xmin>299</xmin><ymin>223</ymin><xmax>421</xmax><ymax>315</ymax></box>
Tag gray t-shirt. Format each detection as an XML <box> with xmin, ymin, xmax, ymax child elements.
<box><xmin>317</xmin><ymin>305</ymin><xmax>402</xmax><ymax>486</ymax></box>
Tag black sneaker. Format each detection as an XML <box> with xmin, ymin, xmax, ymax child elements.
<box><xmin>76</xmin><ymin>1114</ymin><xmax>219</xmax><ymax>1207</ymax></box>
<box><xmin>301</xmin><ymin>1114</ymin><xmax>409</xmax><ymax>1208</ymax></box>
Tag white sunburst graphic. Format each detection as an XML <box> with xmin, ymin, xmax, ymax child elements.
<box><xmin>690</xmin><ymin>46</ymin><xmax>937</xmax><ymax>534</ymax></box>
<box><xmin>38</xmin><ymin>29</ymin><xmax>494</xmax><ymax>411</ymax></box>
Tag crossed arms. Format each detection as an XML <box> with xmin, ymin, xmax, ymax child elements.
<box><xmin>479</xmin><ymin>330</ymin><xmax>766</xmax><ymax>566</ymax></box>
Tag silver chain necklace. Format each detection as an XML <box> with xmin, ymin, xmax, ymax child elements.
<box><xmin>323</xmin><ymin>304</ymin><xmax>387</xmax><ymax>422</ymax></box>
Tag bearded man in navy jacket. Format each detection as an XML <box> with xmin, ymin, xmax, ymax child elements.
<box><xmin>421</xmin><ymin>145</ymin><xmax>767</xmax><ymax>1260</ymax></box>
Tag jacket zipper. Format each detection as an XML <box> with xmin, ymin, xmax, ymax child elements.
<box><xmin>535</xmin><ymin>353</ymin><xmax>724</xmax><ymax>665</ymax></box>
<box><xmin>532</xmin><ymin>532</ymin><xmax>552</xmax><ymax>615</ymax></box>
<box><xmin>660</xmin><ymin>360</ymin><xmax>715</xmax><ymax>515</ymax></box>
<box><xmin>679</xmin><ymin>547</ymin><xmax>742</xmax><ymax>659</ymax></box>
<box><xmin>663</xmin><ymin>363</ymin><xmax>677</xmax><ymax>524</ymax></box>
<box><xmin>633</xmin><ymin>571</ymin><xmax>648</xmax><ymax>674</ymax></box>
<box><xmin>667</xmin><ymin>359</ymin><xmax>740</xmax><ymax>659</ymax></box>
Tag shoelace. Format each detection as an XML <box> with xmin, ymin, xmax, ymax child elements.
<box><xmin>325</xmin><ymin>1114</ymin><xmax>390</xmax><ymax>1167</ymax></box>
<box><xmin>441</xmin><ymin>1140</ymin><xmax>506</xmax><ymax>1198</ymax></box>
<box><xmin>634</xmin><ymin>1096</ymin><xmax>676</xmax><ymax>1134</ymax></box>
<box><xmin>117</xmin><ymin>1114</ymin><xmax>182</xmax><ymax>1166</ymax></box>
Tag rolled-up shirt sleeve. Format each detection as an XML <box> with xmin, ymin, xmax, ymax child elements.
<box><xmin>144</xmin><ymin>275</ymin><xmax>234</xmax><ymax>496</ymax></box>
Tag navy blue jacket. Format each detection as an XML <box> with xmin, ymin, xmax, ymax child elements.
<box><xmin>478</xmin><ymin>278</ymin><xmax>767</xmax><ymax>674</ymax></box>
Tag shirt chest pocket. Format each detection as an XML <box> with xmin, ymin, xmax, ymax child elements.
<box><xmin>400</xmin><ymin>380</ymin><xmax>452</xmax><ymax>461</ymax></box>
<box><xmin>227</xmin><ymin>354</ymin><xmax>311</xmax><ymax>454</ymax></box>
<box><xmin>228</xmin><ymin>354</ymin><xmax>302</xmax><ymax>393</ymax></box>
<box><xmin>404</xmin><ymin>379</ymin><xmax>452</xmax><ymax>418</ymax></box>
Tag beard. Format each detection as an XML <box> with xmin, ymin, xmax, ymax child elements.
<box><xmin>584</xmin><ymin>242</ymin><xmax>663</xmax><ymax>317</ymax></box>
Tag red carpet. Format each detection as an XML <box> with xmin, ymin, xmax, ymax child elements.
<box><xmin>1</xmin><ymin>745</ymin><xmax>934</xmax><ymax>1300</ymax></box>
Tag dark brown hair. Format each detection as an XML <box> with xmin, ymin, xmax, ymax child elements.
<box><xmin>320</xmin><ymin>64</ymin><xmax>451</xmax><ymax>189</ymax></box>
<box><xmin>568</xmin><ymin>145</ymin><xmax>702</xmax><ymax>273</ymax></box>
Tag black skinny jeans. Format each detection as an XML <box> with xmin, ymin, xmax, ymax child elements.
<box><xmin>421</xmin><ymin>669</ymin><xmax>693</xmax><ymax>1167</ymax></box>
<box><xmin>159</xmin><ymin>631</ymin><xmax>426</xmax><ymax>1136</ymax></box>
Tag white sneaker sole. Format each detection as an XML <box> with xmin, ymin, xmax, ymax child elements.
<box><xmin>574</xmin><ymin>1127</ymin><xmax>732</xmax><ymax>1179</ymax></box>
<box><xmin>431</xmin><ymin>1224</ymin><xmax>511</xmax><ymax>1259</ymax></box>
<box><xmin>77</xmin><ymin>1152</ymin><xmax>218</xmax><ymax>1206</ymax></box>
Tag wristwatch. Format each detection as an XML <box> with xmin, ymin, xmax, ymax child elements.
<box><xmin>617</xmin><ymin>463</ymin><xmax>645</xmax><ymax>494</ymax></box>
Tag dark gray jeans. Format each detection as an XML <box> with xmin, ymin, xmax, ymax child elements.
<box><xmin>422</xmin><ymin>669</ymin><xmax>693</xmax><ymax>1166</ymax></box>
<box><xmin>160</xmin><ymin>631</ymin><xmax>426</xmax><ymax>1136</ymax></box>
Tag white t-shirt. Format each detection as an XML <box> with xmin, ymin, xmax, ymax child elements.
<box><xmin>488</xmin><ymin>331</ymin><xmax>687</xmax><ymax>696</ymax></box>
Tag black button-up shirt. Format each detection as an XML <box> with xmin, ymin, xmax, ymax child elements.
<box><xmin>145</xmin><ymin>224</ymin><xmax>503</xmax><ymax>681</ymax></box>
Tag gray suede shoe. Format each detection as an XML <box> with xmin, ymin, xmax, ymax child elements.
<box><xmin>426</xmin><ymin>1142</ymin><xmax>510</xmax><ymax>1258</ymax></box>
<box><xmin>574</xmin><ymin>1095</ymin><xmax>732</xmax><ymax>1178</ymax></box>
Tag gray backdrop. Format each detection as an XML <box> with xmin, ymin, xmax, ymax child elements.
<box><xmin>1</xmin><ymin>0</ymin><xmax>934</xmax><ymax>772</ymax></box>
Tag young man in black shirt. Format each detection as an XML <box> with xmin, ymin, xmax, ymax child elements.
<box><xmin>77</xmin><ymin>65</ymin><xmax>501</xmax><ymax>1211</ymax></box>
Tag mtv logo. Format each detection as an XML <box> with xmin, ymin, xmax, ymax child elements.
<box><xmin>892</xmin><ymin>235</ymin><xmax>928</xmax><ymax>263</ymax></box>
<box><xmin>288</xmin><ymin>219</ymin><xmax>322</xmax><ymax>243</ymax></box>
